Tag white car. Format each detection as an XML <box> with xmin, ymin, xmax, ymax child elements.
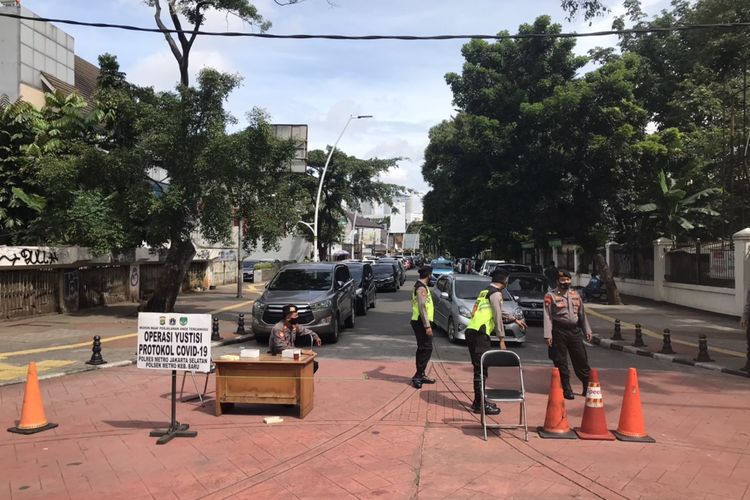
<box><xmin>431</xmin><ymin>274</ymin><xmax>526</xmax><ymax>344</ymax></box>
<box><xmin>479</xmin><ymin>260</ymin><xmax>503</xmax><ymax>276</ymax></box>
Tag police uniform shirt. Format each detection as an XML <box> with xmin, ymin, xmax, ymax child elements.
<box><xmin>488</xmin><ymin>288</ymin><xmax>506</xmax><ymax>337</ymax></box>
<box><xmin>269</xmin><ymin>321</ymin><xmax>320</xmax><ymax>352</ymax></box>
<box><xmin>542</xmin><ymin>288</ymin><xmax>592</xmax><ymax>339</ymax></box>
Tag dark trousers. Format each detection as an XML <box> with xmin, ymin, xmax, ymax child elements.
<box><xmin>550</xmin><ymin>326</ymin><xmax>590</xmax><ymax>391</ymax></box>
<box><xmin>411</xmin><ymin>320</ymin><xmax>433</xmax><ymax>378</ymax></box>
<box><xmin>466</xmin><ymin>328</ymin><xmax>491</xmax><ymax>404</ymax></box>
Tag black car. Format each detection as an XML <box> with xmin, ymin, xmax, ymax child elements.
<box><xmin>343</xmin><ymin>261</ymin><xmax>377</xmax><ymax>315</ymax></box>
<box><xmin>373</xmin><ymin>262</ymin><xmax>399</xmax><ymax>291</ymax></box>
<box><xmin>379</xmin><ymin>258</ymin><xmax>406</xmax><ymax>286</ymax></box>
<box><xmin>507</xmin><ymin>272</ymin><xmax>549</xmax><ymax>322</ymax></box>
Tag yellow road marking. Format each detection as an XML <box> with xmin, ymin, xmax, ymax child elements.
<box><xmin>587</xmin><ymin>308</ymin><xmax>745</xmax><ymax>358</ymax></box>
<box><xmin>0</xmin><ymin>360</ymin><xmax>76</xmax><ymax>381</ymax></box>
<box><xmin>0</xmin><ymin>299</ymin><xmax>255</xmax><ymax>360</ymax></box>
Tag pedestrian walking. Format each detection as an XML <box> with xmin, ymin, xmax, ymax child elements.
<box><xmin>465</xmin><ymin>268</ymin><xmax>527</xmax><ymax>414</ymax></box>
<box><xmin>739</xmin><ymin>289</ymin><xmax>750</xmax><ymax>372</ymax></box>
<box><xmin>544</xmin><ymin>260</ymin><xmax>558</xmax><ymax>290</ymax></box>
<box><xmin>410</xmin><ymin>265</ymin><xmax>435</xmax><ymax>389</ymax></box>
<box><xmin>543</xmin><ymin>270</ymin><xmax>592</xmax><ymax>400</ymax></box>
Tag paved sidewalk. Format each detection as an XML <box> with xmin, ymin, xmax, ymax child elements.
<box><xmin>2</xmin><ymin>359</ymin><xmax>749</xmax><ymax>499</ymax></box>
<box><xmin>585</xmin><ymin>295</ymin><xmax>749</xmax><ymax>377</ymax></box>
<box><xmin>0</xmin><ymin>284</ymin><xmax>263</xmax><ymax>385</ymax></box>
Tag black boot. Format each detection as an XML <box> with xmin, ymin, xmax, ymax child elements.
<box><xmin>471</xmin><ymin>401</ymin><xmax>500</xmax><ymax>415</ymax></box>
<box><xmin>562</xmin><ymin>382</ymin><xmax>575</xmax><ymax>400</ymax></box>
<box><xmin>581</xmin><ymin>378</ymin><xmax>589</xmax><ymax>397</ymax></box>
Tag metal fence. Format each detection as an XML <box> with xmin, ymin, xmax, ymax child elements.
<box><xmin>561</xmin><ymin>249</ymin><xmax>576</xmax><ymax>273</ymax></box>
<box><xmin>611</xmin><ymin>245</ymin><xmax>654</xmax><ymax>280</ymax></box>
<box><xmin>665</xmin><ymin>239</ymin><xmax>735</xmax><ymax>288</ymax></box>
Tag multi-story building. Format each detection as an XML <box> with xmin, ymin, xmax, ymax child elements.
<box><xmin>0</xmin><ymin>2</ymin><xmax>98</xmax><ymax>107</ymax></box>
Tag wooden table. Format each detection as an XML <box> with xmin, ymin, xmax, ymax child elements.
<box><xmin>214</xmin><ymin>352</ymin><xmax>316</xmax><ymax>418</ymax></box>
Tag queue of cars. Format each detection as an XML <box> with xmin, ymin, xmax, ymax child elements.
<box><xmin>251</xmin><ymin>255</ymin><xmax>411</xmax><ymax>346</ymax></box>
<box><xmin>250</xmin><ymin>254</ymin><xmax>542</xmax><ymax>347</ymax></box>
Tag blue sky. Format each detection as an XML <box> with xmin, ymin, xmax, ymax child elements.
<box><xmin>24</xmin><ymin>0</ymin><xmax>668</xmax><ymax>192</ymax></box>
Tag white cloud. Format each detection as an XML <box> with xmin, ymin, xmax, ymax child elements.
<box><xmin>126</xmin><ymin>48</ymin><xmax>236</xmax><ymax>91</ymax></box>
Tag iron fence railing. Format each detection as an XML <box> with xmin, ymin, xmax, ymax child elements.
<box><xmin>611</xmin><ymin>245</ymin><xmax>654</xmax><ymax>281</ymax></box>
<box><xmin>665</xmin><ymin>239</ymin><xmax>734</xmax><ymax>288</ymax></box>
<box><xmin>561</xmin><ymin>249</ymin><xmax>576</xmax><ymax>273</ymax></box>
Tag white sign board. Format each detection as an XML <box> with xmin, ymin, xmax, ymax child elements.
<box><xmin>137</xmin><ymin>313</ymin><xmax>212</xmax><ymax>373</ymax></box>
<box><xmin>404</xmin><ymin>233</ymin><xmax>420</xmax><ymax>250</ymax></box>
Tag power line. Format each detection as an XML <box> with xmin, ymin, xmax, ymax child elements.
<box><xmin>0</xmin><ymin>11</ymin><xmax>748</xmax><ymax>41</ymax></box>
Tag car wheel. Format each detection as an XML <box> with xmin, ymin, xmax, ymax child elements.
<box><xmin>345</xmin><ymin>304</ymin><xmax>355</xmax><ymax>328</ymax></box>
<box><xmin>447</xmin><ymin>319</ymin><xmax>457</xmax><ymax>344</ymax></box>
<box><xmin>324</xmin><ymin>316</ymin><xmax>340</xmax><ymax>344</ymax></box>
<box><xmin>370</xmin><ymin>293</ymin><xmax>376</xmax><ymax>309</ymax></box>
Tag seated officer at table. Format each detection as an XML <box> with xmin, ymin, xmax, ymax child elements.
<box><xmin>269</xmin><ymin>304</ymin><xmax>321</xmax><ymax>372</ymax></box>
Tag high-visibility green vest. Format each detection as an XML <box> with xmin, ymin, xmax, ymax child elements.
<box><xmin>467</xmin><ymin>286</ymin><xmax>499</xmax><ymax>335</ymax></box>
<box><xmin>411</xmin><ymin>282</ymin><xmax>434</xmax><ymax>322</ymax></box>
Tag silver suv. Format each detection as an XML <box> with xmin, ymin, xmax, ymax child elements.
<box><xmin>251</xmin><ymin>263</ymin><xmax>355</xmax><ymax>344</ymax></box>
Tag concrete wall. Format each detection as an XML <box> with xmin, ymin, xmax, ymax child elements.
<box><xmin>661</xmin><ymin>282</ymin><xmax>736</xmax><ymax>315</ymax></box>
<box><xmin>613</xmin><ymin>278</ymin><xmax>656</xmax><ymax>301</ymax></box>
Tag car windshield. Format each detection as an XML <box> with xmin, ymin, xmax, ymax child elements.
<box><xmin>268</xmin><ymin>269</ymin><xmax>332</xmax><ymax>291</ymax></box>
<box><xmin>242</xmin><ymin>261</ymin><xmax>257</xmax><ymax>269</ymax></box>
<box><xmin>431</xmin><ymin>260</ymin><xmax>452</xmax><ymax>270</ymax></box>
<box><xmin>373</xmin><ymin>264</ymin><xmax>394</xmax><ymax>277</ymax></box>
<box><xmin>508</xmin><ymin>276</ymin><xmax>547</xmax><ymax>293</ymax></box>
<box><xmin>454</xmin><ymin>281</ymin><xmax>515</xmax><ymax>301</ymax></box>
<box><xmin>348</xmin><ymin>266</ymin><xmax>363</xmax><ymax>282</ymax></box>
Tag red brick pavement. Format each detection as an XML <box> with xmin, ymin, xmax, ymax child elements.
<box><xmin>2</xmin><ymin>359</ymin><xmax>749</xmax><ymax>499</ymax></box>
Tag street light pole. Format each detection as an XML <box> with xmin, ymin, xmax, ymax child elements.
<box><xmin>313</xmin><ymin>114</ymin><xmax>372</xmax><ymax>262</ymax></box>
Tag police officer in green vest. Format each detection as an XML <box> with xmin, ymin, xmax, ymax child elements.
<box><xmin>410</xmin><ymin>265</ymin><xmax>436</xmax><ymax>389</ymax></box>
<box><xmin>465</xmin><ymin>268</ymin><xmax>527</xmax><ymax>414</ymax></box>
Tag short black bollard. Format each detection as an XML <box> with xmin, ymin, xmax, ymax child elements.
<box><xmin>85</xmin><ymin>335</ymin><xmax>107</xmax><ymax>365</ymax></box>
<box><xmin>612</xmin><ymin>319</ymin><xmax>623</xmax><ymax>341</ymax></box>
<box><xmin>236</xmin><ymin>313</ymin><xmax>246</xmax><ymax>336</ymax></box>
<box><xmin>659</xmin><ymin>329</ymin><xmax>675</xmax><ymax>354</ymax></box>
<box><xmin>211</xmin><ymin>316</ymin><xmax>223</xmax><ymax>341</ymax></box>
<box><xmin>694</xmin><ymin>334</ymin><xmax>714</xmax><ymax>363</ymax></box>
<box><xmin>633</xmin><ymin>324</ymin><xmax>646</xmax><ymax>347</ymax></box>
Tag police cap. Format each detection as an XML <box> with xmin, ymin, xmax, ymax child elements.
<box><xmin>282</xmin><ymin>304</ymin><xmax>298</xmax><ymax>317</ymax></box>
<box><xmin>558</xmin><ymin>270</ymin><xmax>572</xmax><ymax>279</ymax></box>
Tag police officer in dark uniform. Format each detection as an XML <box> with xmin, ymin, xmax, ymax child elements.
<box><xmin>465</xmin><ymin>268</ymin><xmax>526</xmax><ymax>414</ymax></box>
<box><xmin>543</xmin><ymin>270</ymin><xmax>592</xmax><ymax>400</ymax></box>
<box><xmin>410</xmin><ymin>265</ymin><xmax>436</xmax><ymax>389</ymax></box>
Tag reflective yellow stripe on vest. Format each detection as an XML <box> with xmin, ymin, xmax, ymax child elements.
<box><xmin>467</xmin><ymin>287</ymin><xmax>496</xmax><ymax>335</ymax></box>
<box><xmin>411</xmin><ymin>283</ymin><xmax>434</xmax><ymax>322</ymax></box>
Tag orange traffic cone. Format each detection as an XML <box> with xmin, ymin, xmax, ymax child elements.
<box><xmin>7</xmin><ymin>362</ymin><xmax>58</xmax><ymax>435</ymax></box>
<box><xmin>613</xmin><ymin>368</ymin><xmax>655</xmax><ymax>443</ymax></box>
<box><xmin>574</xmin><ymin>368</ymin><xmax>614</xmax><ymax>440</ymax></box>
<box><xmin>537</xmin><ymin>368</ymin><xmax>577</xmax><ymax>439</ymax></box>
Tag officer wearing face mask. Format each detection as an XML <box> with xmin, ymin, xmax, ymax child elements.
<box><xmin>543</xmin><ymin>270</ymin><xmax>592</xmax><ymax>400</ymax></box>
<box><xmin>270</xmin><ymin>304</ymin><xmax>322</xmax><ymax>371</ymax></box>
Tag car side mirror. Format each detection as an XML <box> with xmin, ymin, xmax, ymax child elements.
<box><xmin>336</xmin><ymin>280</ymin><xmax>345</xmax><ymax>289</ymax></box>
<box><xmin>440</xmin><ymin>291</ymin><xmax>450</xmax><ymax>301</ymax></box>
<box><xmin>514</xmin><ymin>295</ymin><xmax>520</xmax><ymax>301</ymax></box>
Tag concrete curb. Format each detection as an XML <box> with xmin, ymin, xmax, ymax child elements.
<box><xmin>0</xmin><ymin>332</ymin><xmax>257</xmax><ymax>388</ymax></box>
<box><xmin>590</xmin><ymin>334</ymin><xmax>749</xmax><ymax>378</ymax></box>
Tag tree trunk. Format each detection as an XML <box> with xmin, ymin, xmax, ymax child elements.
<box><xmin>143</xmin><ymin>238</ymin><xmax>196</xmax><ymax>312</ymax></box>
<box><xmin>593</xmin><ymin>252</ymin><xmax>622</xmax><ymax>305</ymax></box>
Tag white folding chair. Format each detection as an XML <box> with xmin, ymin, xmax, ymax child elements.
<box><xmin>480</xmin><ymin>350</ymin><xmax>528</xmax><ymax>441</ymax></box>
<box><xmin>179</xmin><ymin>363</ymin><xmax>215</xmax><ymax>405</ymax></box>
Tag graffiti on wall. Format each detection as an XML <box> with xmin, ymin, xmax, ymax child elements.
<box><xmin>64</xmin><ymin>271</ymin><xmax>79</xmax><ymax>302</ymax></box>
<box><xmin>0</xmin><ymin>248</ymin><xmax>59</xmax><ymax>267</ymax></box>
<box><xmin>130</xmin><ymin>266</ymin><xmax>140</xmax><ymax>288</ymax></box>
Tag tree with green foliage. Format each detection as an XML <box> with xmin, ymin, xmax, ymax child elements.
<box><xmin>146</xmin><ymin>0</ymin><xmax>269</xmax><ymax>86</ymax></box>
<box><xmin>296</xmin><ymin>148</ymin><xmax>404</xmax><ymax>260</ymax></box>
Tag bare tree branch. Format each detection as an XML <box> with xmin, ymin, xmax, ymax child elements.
<box><xmin>153</xmin><ymin>0</ymin><xmax>184</xmax><ymax>67</ymax></box>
